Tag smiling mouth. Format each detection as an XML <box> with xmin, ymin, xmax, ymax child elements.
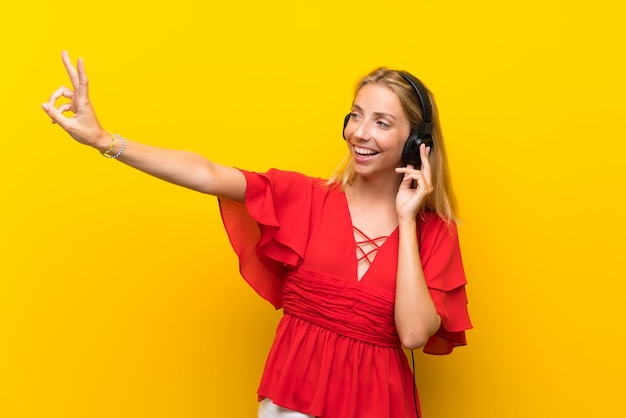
<box><xmin>354</xmin><ymin>146</ymin><xmax>379</xmax><ymax>157</ymax></box>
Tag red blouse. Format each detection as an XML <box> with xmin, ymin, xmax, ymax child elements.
<box><xmin>219</xmin><ymin>169</ymin><xmax>472</xmax><ymax>418</ymax></box>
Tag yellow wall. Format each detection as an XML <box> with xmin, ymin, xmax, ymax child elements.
<box><xmin>1</xmin><ymin>1</ymin><xmax>624</xmax><ymax>417</ymax></box>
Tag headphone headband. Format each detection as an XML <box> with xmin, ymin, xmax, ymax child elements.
<box><xmin>398</xmin><ymin>72</ymin><xmax>433</xmax><ymax>138</ymax></box>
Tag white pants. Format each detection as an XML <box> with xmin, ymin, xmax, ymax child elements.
<box><xmin>258</xmin><ymin>398</ymin><xmax>314</xmax><ymax>418</ymax></box>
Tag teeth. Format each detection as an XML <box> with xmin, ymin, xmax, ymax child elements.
<box><xmin>355</xmin><ymin>146</ymin><xmax>377</xmax><ymax>156</ymax></box>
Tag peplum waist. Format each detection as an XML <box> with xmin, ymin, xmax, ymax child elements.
<box><xmin>282</xmin><ymin>268</ymin><xmax>400</xmax><ymax>347</ymax></box>
<box><xmin>258</xmin><ymin>309</ymin><xmax>417</xmax><ymax>417</ymax></box>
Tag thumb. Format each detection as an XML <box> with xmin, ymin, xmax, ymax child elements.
<box><xmin>41</xmin><ymin>102</ymin><xmax>70</xmax><ymax>130</ymax></box>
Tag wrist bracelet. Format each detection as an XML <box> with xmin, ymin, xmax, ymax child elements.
<box><xmin>100</xmin><ymin>134</ymin><xmax>126</xmax><ymax>159</ymax></box>
<box><xmin>102</xmin><ymin>133</ymin><xmax>116</xmax><ymax>155</ymax></box>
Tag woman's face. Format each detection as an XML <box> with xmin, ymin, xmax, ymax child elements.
<box><xmin>343</xmin><ymin>83</ymin><xmax>411</xmax><ymax>179</ymax></box>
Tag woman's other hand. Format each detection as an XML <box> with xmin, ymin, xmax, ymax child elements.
<box><xmin>395</xmin><ymin>143</ymin><xmax>433</xmax><ymax>222</ymax></box>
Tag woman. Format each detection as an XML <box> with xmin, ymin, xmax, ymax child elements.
<box><xmin>42</xmin><ymin>51</ymin><xmax>471</xmax><ymax>418</ymax></box>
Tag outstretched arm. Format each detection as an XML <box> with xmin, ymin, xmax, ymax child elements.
<box><xmin>41</xmin><ymin>51</ymin><xmax>245</xmax><ymax>202</ymax></box>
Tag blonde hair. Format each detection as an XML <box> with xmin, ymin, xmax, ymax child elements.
<box><xmin>328</xmin><ymin>67</ymin><xmax>459</xmax><ymax>224</ymax></box>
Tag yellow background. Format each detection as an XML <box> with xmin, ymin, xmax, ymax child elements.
<box><xmin>1</xmin><ymin>1</ymin><xmax>625</xmax><ymax>417</ymax></box>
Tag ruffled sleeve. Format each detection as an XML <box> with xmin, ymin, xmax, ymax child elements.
<box><xmin>218</xmin><ymin>169</ymin><xmax>316</xmax><ymax>309</ymax></box>
<box><xmin>420</xmin><ymin>213</ymin><xmax>473</xmax><ymax>355</ymax></box>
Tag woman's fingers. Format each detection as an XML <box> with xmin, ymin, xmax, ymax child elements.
<box><xmin>42</xmin><ymin>52</ymin><xmax>104</xmax><ymax>145</ymax></box>
<box><xmin>45</xmin><ymin>55</ymin><xmax>91</xmax><ymax>120</ymax></box>
<box><xmin>61</xmin><ymin>51</ymin><xmax>88</xmax><ymax>112</ymax></box>
<box><xmin>61</xmin><ymin>50</ymin><xmax>79</xmax><ymax>91</ymax></box>
<box><xmin>403</xmin><ymin>171</ymin><xmax>425</xmax><ymax>187</ymax></box>
<box><xmin>75</xmin><ymin>57</ymin><xmax>90</xmax><ymax>106</ymax></box>
<box><xmin>420</xmin><ymin>144</ymin><xmax>432</xmax><ymax>183</ymax></box>
<box><xmin>396</xmin><ymin>162</ymin><xmax>433</xmax><ymax>194</ymax></box>
<box><xmin>396</xmin><ymin>167</ymin><xmax>422</xmax><ymax>190</ymax></box>
<box><xmin>57</xmin><ymin>103</ymin><xmax>73</xmax><ymax>114</ymax></box>
<box><xmin>41</xmin><ymin>101</ymin><xmax>69</xmax><ymax>129</ymax></box>
<box><xmin>44</xmin><ymin>86</ymin><xmax>75</xmax><ymax>127</ymax></box>
<box><xmin>48</xmin><ymin>86</ymin><xmax>74</xmax><ymax>104</ymax></box>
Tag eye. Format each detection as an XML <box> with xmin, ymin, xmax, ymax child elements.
<box><xmin>376</xmin><ymin>120</ymin><xmax>390</xmax><ymax>129</ymax></box>
<box><xmin>349</xmin><ymin>112</ymin><xmax>361</xmax><ymax>120</ymax></box>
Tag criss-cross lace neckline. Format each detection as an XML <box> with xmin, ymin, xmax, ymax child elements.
<box><xmin>353</xmin><ymin>225</ymin><xmax>389</xmax><ymax>268</ymax></box>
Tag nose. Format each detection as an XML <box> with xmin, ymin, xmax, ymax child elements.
<box><xmin>351</xmin><ymin>119</ymin><xmax>372</xmax><ymax>141</ymax></box>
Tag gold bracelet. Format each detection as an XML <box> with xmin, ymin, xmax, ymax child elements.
<box><xmin>100</xmin><ymin>134</ymin><xmax>126</xmax><ymax>159</ymax></box>
<box><xmin>101</xmin><ymin>133</ymin><xmax>116</xmax><ymax>156</ymax></box>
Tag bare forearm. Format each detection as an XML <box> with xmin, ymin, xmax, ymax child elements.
<box><xmin>395</xmin><ymin>219</ymin><xmax>441</xmax><ymax>349</ymax></box>
<box><xmin>73</xmin><ymin>128</ymin><xmax>246</xmax><ymax>201</ymax></box>
<box><xmin>95</xmin><ymin>132</ymin><xmax>218</xmax><ymax>195</ymax></box>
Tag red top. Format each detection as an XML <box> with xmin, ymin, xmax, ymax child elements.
<box><xmin>219</xmin><ymin>169</ymin><xmax>472</xmax><ymax>418</ymax></box>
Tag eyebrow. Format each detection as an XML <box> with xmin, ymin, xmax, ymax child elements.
<box><xmin>351</xmin><ymin>104</ymin><xmax>397</xmax><ymax>121</ymax></box>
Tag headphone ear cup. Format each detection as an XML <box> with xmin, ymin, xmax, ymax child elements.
<box><xmin>342</xmin><ymin>114</ymin><xmax>350</xmax><ymax>140</ymax></box>
<box><xmin>402</xmin><ymin>134</ymin><xmax>434</xmax><ymax>167</ymax></box>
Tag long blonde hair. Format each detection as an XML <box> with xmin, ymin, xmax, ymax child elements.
<box><xmin>328</xmin><ymin>67</ymin><xmax>459</xmax><ymax>224</ymax></box>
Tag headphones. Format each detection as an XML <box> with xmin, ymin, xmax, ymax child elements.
<box><xmin>343</xmin><ymin>71</ymin><xmax>434</xmax><ymax>168</ymax></box>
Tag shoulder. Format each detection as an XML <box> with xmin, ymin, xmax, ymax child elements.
<box><xmin>241</xmin><ymin>168</ymin><xmax>330</xmax><ymax>192</ymax></box>
<box><xmin>418</xmin><ymin>211</ymin><xmax>462</xmax><ymax>262</ymax></box>
<box><xmin>418</xmin><ymin>211</ymin><xmax>467</xmax><ymax>291</ymax></box>
<box><xmin>420</xmin><ymin>211</ymin><xmax>458</xmax><ymax>239</ymax></box>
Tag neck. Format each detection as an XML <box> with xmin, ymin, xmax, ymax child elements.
<box><xmin>345</xmin><ymin>173</ymin><xmax>402</xmax><ymax>237</ymax></box>
<box><xmin>346</xmin><ymin>173</ymin><xmax>402</xmax><ymax>206</ymax></box>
